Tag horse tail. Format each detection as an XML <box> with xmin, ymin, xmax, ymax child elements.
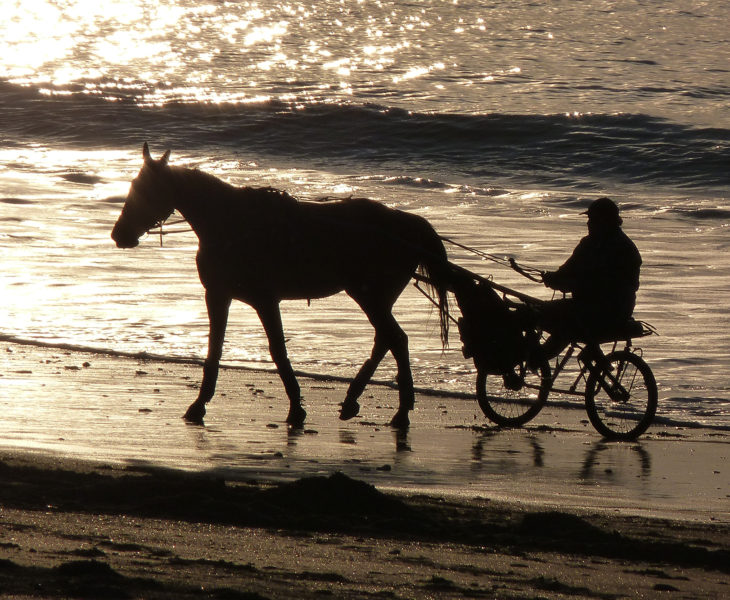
<box><xmin>415</xmin><ymin>223</ymin><xmax>452</xmax><ymax>349</ymax></box>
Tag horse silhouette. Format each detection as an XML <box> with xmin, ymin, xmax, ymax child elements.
<box><xmin>112</xmin><ymin>143</ymin><xmax>451</xmax><ymax>428</ymax></box>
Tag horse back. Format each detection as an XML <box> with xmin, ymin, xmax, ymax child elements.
<box><xmin>300</xmin><ymin>196</ymin><xmax>442</xmax><ymax>262</ymax></box>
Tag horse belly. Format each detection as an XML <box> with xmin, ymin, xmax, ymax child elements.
<box><xmin>196</xmin><ymin>247</ymin><xmax>348</xmax><ymax>303</ymax></box>
<box><xmin>271</xmin><ymin>258</ymin><xmax>350</xmax><ymax>300</ymax></box>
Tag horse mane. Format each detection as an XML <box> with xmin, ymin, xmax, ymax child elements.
<box><xmin>171</xmin><ymin>165</ymin><xmax>227</xmax><ymax>189</ymax></box>
<box><xmin>241</xmin><ymin>185</ymin><xmax>298</xmax><ymax>206</ymax></box>
<box><xmin>171</xmin><ymin>166</ymin><xmax>299</xmax><ymax>207</ymax></box>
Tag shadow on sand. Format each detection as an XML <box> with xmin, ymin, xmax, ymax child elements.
<box><xmin>1</xmin><ymin>459</ymin><xmax>727</xmax><ymax>576</ymax></box>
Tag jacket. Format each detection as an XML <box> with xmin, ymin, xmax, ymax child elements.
<box><xmin>544</xmin><ymin>226</ymin><xmax>641</xmax><ymax>320</ymax></box>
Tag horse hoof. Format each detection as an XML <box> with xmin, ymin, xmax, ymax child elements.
<box><xmin>183</xmin><ymin>403</ymin><xmax>206</xmax><ymax>425</ymax></box>
<box><xmin>286</xmin><ymin>406</ymin><xmax>306</xmax><ymax>428</ymax></box>
<box><xmin>389</xmin><ymin>411</ymin><xmax>410</xmax><ymax>430</ymax></box>
<box><xmin>339</xmin><ymin>400</ymin><xmax>360</xmax><ymax>421</ymax></box>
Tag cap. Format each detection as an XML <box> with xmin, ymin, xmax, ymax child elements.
<box><xmin>582</xmin><ymin>197</ymin><xmax>622</xmax><ymax>225</ymax></box>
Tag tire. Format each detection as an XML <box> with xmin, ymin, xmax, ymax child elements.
<box><xmin>476</xmin><ymin>360</ymin><xmax>551</xmax><ymax>427</ymax></box>
<box><xmin>585</xmin><ymin>350</ymin><xmax>657</xmax><ymax>440</ymax></box>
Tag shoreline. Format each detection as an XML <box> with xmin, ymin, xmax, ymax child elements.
<box><xmin>2</xmin><ymin>334</ymin><xmax>727</xmax><ymax>432</ymax></box>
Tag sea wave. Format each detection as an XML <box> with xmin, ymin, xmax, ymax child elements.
<box><xmin>2</xmin><ymin>80</ymin><xmax>728</xmax><ymax>192</ymax></box>
<box><xmin>665</xmin><ymin>207</ymin><xmax>730</xmax><ymax>221</ymax></box>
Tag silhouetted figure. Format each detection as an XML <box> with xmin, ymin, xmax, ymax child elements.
<box><xmin>536</xmin><ymin>197</ymin><xmax>642</xmax><ymax>358</ymax></box>
<box><xmin>111</xmin><ymin>144</ymin><xmax>451</xmax><ymax>429</ymax></box>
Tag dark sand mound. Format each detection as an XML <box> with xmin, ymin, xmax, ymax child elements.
<box><xmin>1</xmin><ymin>458</ymin><xmax>727</xmax><ymax>572</ymax></box>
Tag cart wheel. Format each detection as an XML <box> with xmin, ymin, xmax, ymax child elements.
<box><xmin>476</xmin><ymin>360</ymin><xmax>551</xmax><ymax>427</ymax></box>
<box><xmin>585</xmin><ymin>350</ymin><xmax>657</xmax><ymax>440</ymax></box>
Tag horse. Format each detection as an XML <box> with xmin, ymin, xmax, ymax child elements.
<box><xmin>111</xmin><ymin>143</ymin><xmax>451</xmax><ymax>428</ymax></box>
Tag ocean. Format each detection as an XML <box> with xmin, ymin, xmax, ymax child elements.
<box><xmin>1</xmin><ymin>0</ymin><xmax>728</xmax><ymax>431</ymax></box>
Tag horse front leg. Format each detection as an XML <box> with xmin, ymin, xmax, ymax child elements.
<box><xmin>256</xmin><ymin>302</ymin><xmax>306</xmax><ymax>427</ymax></box>
<box><xmin>183</xmin><ymin>290</ymin><xmax>231</xmax><ymax>424</ymax></box>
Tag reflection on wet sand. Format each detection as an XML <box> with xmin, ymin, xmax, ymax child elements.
<box><xmin>580</xmin><ymin>441</ymin><xmax>652</xmax><ymax>480</ymax></box>
<box><xmin>471</xmin><ymin>432</ymin><xmax>545</xmax><ymax>469</ymax></box>
<box><xmin>190</xmin><ymin>414</ymin><xmax>693</xmax><ymax>518</ymax></box>
<box><xmin>394</xmin><ymin>429</ymin><xmax>411</xmax><ymax>453</ymax></box>
<box><xmin>471</xmin><ymin>433</ymin><xmax>651</xmax><ymax>481</ymax></box>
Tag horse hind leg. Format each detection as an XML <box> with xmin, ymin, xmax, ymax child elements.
<box><xmin>256</xmin><ymin>302</ymin><xmax>306</xmax><ymax>427</ymax></box>
<box><xmin>357</xmin><ymin>302</ymin><xmax>415</xmax><ymax>429</ymax></box>
<box><xmin>340</xmin><ymin>337</ymin><xmax>388</xmax><ymax>420</ymax></box>
<box><xmin>388</xmin><ymin>323</ymin><xmax>414</xmax><ymax>429</ymax></box>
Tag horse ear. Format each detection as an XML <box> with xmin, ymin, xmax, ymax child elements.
<box><xmin>142</xmin><ymin>142</ymin><xmax>152</xmax><ymax>164</ymax></box>
<box><xmin>142</xmin><ymin>143</ymin><xmax>170</xmax><ymax>167</ymax></box>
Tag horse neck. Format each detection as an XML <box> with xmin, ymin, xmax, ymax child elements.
<box><xmin>166</xmin><ymin>166</ymin><xmax>233</xmax><ymax>238</ymax></box>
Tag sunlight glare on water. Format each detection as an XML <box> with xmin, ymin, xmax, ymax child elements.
<box><xmin>2</xmin><ymin>0</ymin><xmax>728</xmax><ymax>124</ymax></box>
<box><xmin>2</xmin><ymin>1</ymin><xmax>175</xmax><ymax>84</ymax></box>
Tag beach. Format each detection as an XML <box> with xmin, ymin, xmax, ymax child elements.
<box><xmin>1</xmin><ymin>2</ymin><xmax>728</xmax><ymax>596</ymax></box>
<box><xmin>1</xmin><ymin>340</ymin><xmax>727</xmax><ymax>598</ymax></box>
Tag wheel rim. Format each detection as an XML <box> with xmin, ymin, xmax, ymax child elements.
<box><xmin>586</xmin><ymin>351</ymin><xmax>657</xmax><ymax>440</ymax></box>
<box><xmin>476</xmin><ymin>361</ymin><xmax>550</xmax><ymax>427</ymax></box>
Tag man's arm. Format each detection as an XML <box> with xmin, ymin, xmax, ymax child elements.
<box><xmin>542</xmin><ymin>237</ymin><xmax>592</xmax><ymax>293</ymax></box>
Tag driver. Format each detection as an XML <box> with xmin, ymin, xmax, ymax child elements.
<box><xmin>536</xmin><ymin>197</ymin><xmax>642</xmax><ymax>359</ymax></box>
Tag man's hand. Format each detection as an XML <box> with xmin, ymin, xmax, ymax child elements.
<box><xmin>542</xmin><ymin>270</ymin><xmax>558</xmax><ymax>288</ymax></box>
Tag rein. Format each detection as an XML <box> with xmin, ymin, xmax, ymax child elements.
<box><xmin>440</xmin><ymin>236</ymin><xmax>544</xmax><ymax>283</ymax></box>
<box><xmin>147</xmin><ymin>216</ymin><xmax>192</xmax><ymax>247</ymax></box>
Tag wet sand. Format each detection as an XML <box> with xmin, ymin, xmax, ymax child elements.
<box><xmin>1</xmin><ymin>340</ymin><xmax>728</xmax><ymax>598</ymax></box>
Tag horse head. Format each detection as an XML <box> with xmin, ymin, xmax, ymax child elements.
<box><xmin>111</xmin><ymin>143</ymin><xmax>176</xmax><ymax>248</ymax></box>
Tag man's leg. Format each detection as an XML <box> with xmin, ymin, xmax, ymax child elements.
<box><xmin>531</xmin><ymin>298</ymin><xmax>577</xmax><ymax>362</ymax></box>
